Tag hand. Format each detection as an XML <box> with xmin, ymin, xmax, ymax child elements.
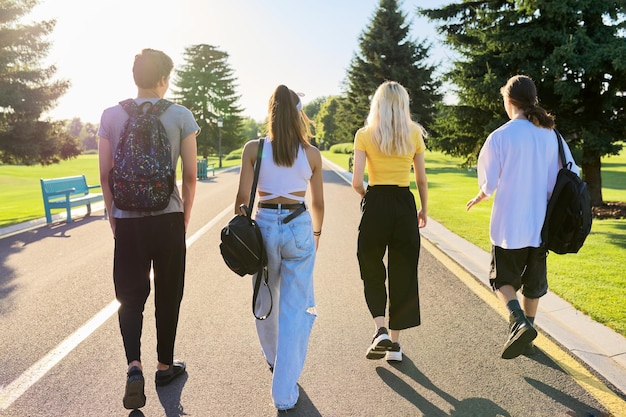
<box><xmin>108</xmin><ymin>216</ymin><xmax>117</xmax><ymax>236</ymax></box>
<box><xmin>466</xmin><ymin>193</ymin><xmax>486</xmax><ymax>211</ymax></box>
<box><xmin>418</xmin><ymin>210</ymin><xmax>427</xmax><ymax>228</ymax></box>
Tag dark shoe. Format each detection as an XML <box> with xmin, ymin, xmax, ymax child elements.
<box><xmin>155</xmin><ymin>360</ymin><xmax>186</xmax><ymax>386</ymax></box>
<box><xmin>501</xmin><ymin>310</ymin><xmax>538</xmax><ymax>359</ymax></box>
<box><xmin>366</xmin><ymin>327</ymin><xmax>393</xmax><ymax>360</ymax></box>
<box><xmin>123</xmin><ymin>366</ymin><xmax>146</xmax><ymax>410</ymax></box>
<box><xmin>385</xmin><ymin>342</ymin><xmax>403</xmax><ymax>362</ymax></box>
<box><xmin>523</xmin><ymin>342</ymin><xmax>537</xmax><ymax>356</ymax></box>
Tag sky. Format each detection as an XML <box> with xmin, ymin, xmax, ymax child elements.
<box><xmin>27</xmin><ymin>0</ymin><xmax>454</xmax><ymax>124</ymax></box>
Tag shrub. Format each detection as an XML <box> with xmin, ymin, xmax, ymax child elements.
<box><xmin>225</xmin><ymin>148</ymin><xmax>243</xmax><ymax>160</ymax></box>
<box><xmin>329</xmin><ymin>143</ymin><xmax>353</xmax><ymax>154</ymax></box>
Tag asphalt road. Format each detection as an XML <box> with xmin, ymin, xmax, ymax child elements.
<box><xmin>0</xmin><ymin>164</ymin><xmax>613</xmax><ymax>417</ymax></box>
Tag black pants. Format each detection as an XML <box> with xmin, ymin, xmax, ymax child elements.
<box><xmin>357</xmin><ymin>186</ymin><xmax>421</xmax><ymax>330</ymax></box>
<box><xmin>113</xmin><ymin>212</ymin><xmax>186</xmax><ymax>365</ymax></box>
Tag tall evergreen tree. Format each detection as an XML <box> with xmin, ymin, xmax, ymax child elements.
<box><xmin>171</xmin><ymin>44</ymin><xmax>244</xmax><ymax>158</ymax></box>
<box><xmin>422</xmin><ymin>0</ymin><xmax>626</xmax><ymax>205</ymax></box>
<box><xmin>341</xmin><ymin>0</ymin><xmax>442</xmax><ymax>138</ymax></box>
<box><xmin>0</xmin><ymin>0</ymin><xmax>79</xmax><ymax>165</ymax></box>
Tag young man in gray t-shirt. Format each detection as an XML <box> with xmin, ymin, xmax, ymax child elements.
<box><xmin>98</xmin><ymin>48</ymin><xmax>199</xmax><ymax>410</ymax></box>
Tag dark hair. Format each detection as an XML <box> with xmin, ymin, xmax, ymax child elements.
<box><xmin>266</xmin><ymin>85</ymin><xmax>311</xmax><ymax>166</ymax></box>
<box><xmin>132</xmin><ymin>48</ymin><xmax>173</xmax><ymax>89</ymax></box>
<box><xmin>500</xmin><ymin>75</ymin><xmax>555</xmax><ymax>129</ymax></box>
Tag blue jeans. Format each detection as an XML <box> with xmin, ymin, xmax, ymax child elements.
<box><xmin>253</xmin><ymin>207</ymin><xmax>317</xmax><ymax>410</ymax></box>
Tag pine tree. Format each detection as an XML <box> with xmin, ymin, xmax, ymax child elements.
<box><xmin>172</xmin><ymin>44</ymin><xmax>244</xmax><ymax>159</ymax></box>
<box><xmin>422</xmin><ymin>0</ymin><xmax>626</xmax><ymax>205</ymax></box>
<box><xmin>0</xmin><ymin>0</ymin><xmax>79</xmax><ymax>165</ymax></box>
<box><xmin>341</xmin><ymin>0</ymin><xmax>442</xmax><ymax>139</ymax></box>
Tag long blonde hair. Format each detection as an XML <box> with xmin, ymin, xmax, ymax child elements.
<box><xmin>366</xmin><ymin>81</ymin><xmax>425</xmax><ymax>156</ymax></box>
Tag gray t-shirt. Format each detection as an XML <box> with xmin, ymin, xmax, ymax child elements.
<box><xmin>98</xmin><ymin>98</ymin><xmax>200</xmax><ymax>218</ymax></box>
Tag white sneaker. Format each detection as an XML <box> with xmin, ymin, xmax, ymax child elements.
<box><xmin>366</xmin><ymin>327</ymin><xmax>393</xmax><ymax>359</ymax></box>
<box><xmin>385</xmin><ymin>342</ymin><xmax>402</xmax><ymax>362</ymax></box>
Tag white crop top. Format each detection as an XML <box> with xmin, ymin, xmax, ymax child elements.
<box><xmin>257</xmin><ymin>138</ymin><xmax>312</xmax><ymax>202</ymax></box>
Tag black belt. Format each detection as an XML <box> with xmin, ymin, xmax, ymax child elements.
<box><xmin>258</xmin><ymin>202</ymin><xmax>307</xmax><ymax>224</ymax></box>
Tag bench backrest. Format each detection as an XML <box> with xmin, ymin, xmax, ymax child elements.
<box><xmin>40</xmin><ymin>175</ymin><xmax>90</xmax><ymax>197</ymax></box>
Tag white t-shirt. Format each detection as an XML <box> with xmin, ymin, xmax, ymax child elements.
<box><xmin>478</xmin><ymin>119</ymin><xmax>580</xmax><ymax>249</ymax></box>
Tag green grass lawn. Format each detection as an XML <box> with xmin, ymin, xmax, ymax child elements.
<box><xmin>324</xmin><ymin>148</ymin><xmax>626</xmax><ymax>337</ymax></box>
<box><xmin>0</xmin><ymin>154</ymin><xmax>239</xmax><ymax>227</ymax></box>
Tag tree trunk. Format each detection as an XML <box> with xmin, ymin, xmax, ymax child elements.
<box><xmin>581</xmin><ymin>150</ymin><xmax>603</xmax><ymax>206</ymax></box>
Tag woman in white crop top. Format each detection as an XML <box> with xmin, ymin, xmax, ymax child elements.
<box><xmin>234</xmin><ymin>85</ymin><xmax>324</xmax><ymax>411</ymax></box>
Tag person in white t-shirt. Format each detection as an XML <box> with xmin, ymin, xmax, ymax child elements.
<box><xmin>466</xmin><ymin>75</ymin><xmax>579</xmax><ymax>359</ymax></box>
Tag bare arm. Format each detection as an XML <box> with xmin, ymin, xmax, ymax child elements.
<box><xmin>351</xmin><ymin>149</ymin><xmax>367</xmax><ymax>197</ymax></box>
<box><xmin>234</xmin><ymin>140</ymin><xmax>260</xmax><ymax>214</ymax></box>
<box><xmin>306</xmin><ymin>145</ymin><xmax>324</xmax><ymax>250</ymax></box>
<box><xmin>98</xmin><ymin>136</ymin><xmax>116</xmax><ymax>235</ymax></box>
<box><xmin>180</xmin><ymin>132</ymin><xmax>198</xmax><ymax>230</ymax></box>
<box><xmin>413</xmin><ymin>152</ymin><xmax>428</xmax><ymax>228</ymax></box>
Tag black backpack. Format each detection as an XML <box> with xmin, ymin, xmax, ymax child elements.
<box><xmin>109</xmin><ymin>99</ymin><xmax>175</xmax><ymax>211</ymax></box>
<box><xmin>541</xmin><ymin>130</ymin><xmax>592</xmax><ymax>254</ymax></box>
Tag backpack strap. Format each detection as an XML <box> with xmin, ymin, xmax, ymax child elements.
<box><xmin>553</xmin><ymin>129</ymin><xmax>572</xmax><ymax>171</ymax></box>
<box><xmin>119</xmin><ymin>99</ymin><xmax>141</xmax><ymax>117</ymax></box>
<box><xmin>149</xmin><ymin>99</ymin><xmax>174</xmax><ymax>116</ymax></box>
<box><xmin>119</xmin><ymin>98</ymin><xmax>173</xmax><ymax>117</ymax></box>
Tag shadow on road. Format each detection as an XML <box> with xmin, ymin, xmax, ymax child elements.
<box><xmin>378</xmin><ymin>355</ymin><xmax>510</xmax><ymax>417</ymax></box>
<box><xmin>0</xmin><ymin>214</ymin><xmax>104</xmax><ymax>312</ymax></box>
<box><xmin>156</xmin><ymin>372</ymin><xmax>188</xmax><ymax>417</ymax></box>
<box><xmin>276</xmin><ymin>385</ymin><xmax>322</xmax><ymax>417</ymax></box>
<box><xmin>525</xmin><ymin>377</ymin><xmax>610</xmax><ymax>417</ymax></box>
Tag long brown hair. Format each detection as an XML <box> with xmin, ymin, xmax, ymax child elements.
<box><xmin>500</xmin><ymin>75</ymin><xmax>555</xmax><ymax>129</ymax></box>
<box><xmin>266</xmin><ymin>85</ymin><xmax>311</xmax><ymax>166</ymax></box>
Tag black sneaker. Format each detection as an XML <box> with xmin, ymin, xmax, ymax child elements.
<box><xmin>123</xmin><ymin>366</ymin><xmax>146</xmax><ymax>410</ymax></box>
<box><xmin>385</xmin><ymin>342</ymin><xmax>403</xmax><ymax>362</ymax></box>
<box><xmin>366</xmin><ymin>327</ymin><xmax>393</xmax><ymax>359</ymax></box>
<box><xmin>155</xmin><ymin>360</ymin><xmax>186</xmax><ymax>386</ymax></box>
<box><xmin>501</xmin><ymin>310</ymin><xmax>538</xmax><ymax>359</ymax></box>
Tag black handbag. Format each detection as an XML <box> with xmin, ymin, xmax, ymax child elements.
<box><xmin>220</xmin><ymin>139</ymin><xmax>272</xmax><ymax>320</ymax></box>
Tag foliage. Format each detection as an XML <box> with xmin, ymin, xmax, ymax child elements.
<box><xmin>171</xmin><ymin>44</ymin><xmax>245</xmax><ymax>158</ymax></box>
<box><xmin>314</xmin><ymin>96</ymin><xmax>345</xmax><ymax>148</ymax></box>
<box><xmin>340</xmin><ymin>0</ymin><xmax>443</xmax><ymax>140</ymax></box>
<box><xmin>329</xmin><ymin>143</ymin><xmax>354</xmax><ymax>154</ymax></box>
<box><xmin>0</xmin><ymin>0</ymin><xmax>80</xmax><ymax>165</ymax></box>
<box><xmin>420</xmin><ymin>0</ymin><xmax>626</xmax><ymax>205</ymax></box>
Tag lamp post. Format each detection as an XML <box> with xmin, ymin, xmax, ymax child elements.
<box><xmin>217</xmin><ymin>116</ymin><xmax>223</xmax><ymax>168</ymax></box>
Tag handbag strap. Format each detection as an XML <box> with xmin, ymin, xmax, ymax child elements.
<box><xmin>246</xmin><ymin>138</ymin><xmax>264</xmax><ymax>215</ymax></box>
<box><xmin>249</xmin><ymin>137</ymin><xmax>272</xmax><ymax>320</ymax></box>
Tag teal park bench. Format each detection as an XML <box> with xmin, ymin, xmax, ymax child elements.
<box><xmin>197</xmin><ymin>159</ymin><xmax>216</xmax><ymax>180</ymax></box>
<box><xmin>40</xmin><ymin>175</ymin><xmax>104</xmax><ymax>224</ymax></box>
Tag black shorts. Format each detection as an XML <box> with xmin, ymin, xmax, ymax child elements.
<box><xmin>489</xmin><ymin>245</ymin><xmax>548</xmax><ymax>299</ymax></box>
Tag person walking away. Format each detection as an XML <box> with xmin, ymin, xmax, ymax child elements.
<box><xmin>234</xmin><ymin>85</ymin><xmax>324</xmax><ymax>411</ymax></box>
<box><xmin>98</xmin><ymin>48</ymin><xmax>199</xmax><ymax>409</ymax></box>
<box><xmin>352</xmin><ymin>81</ymin><xmax>428</xmax><ymax>362</ymax></box>
<box><xmin>466</xmin><ymin>75</ymin><xmax>580</xmax><ymax>359</ymax></box>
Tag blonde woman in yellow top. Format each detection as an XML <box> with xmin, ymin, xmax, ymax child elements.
<box><xmin>352</xmin><ymin>81</ymin><xmax>428</xmax><ymax>362</ymax></box>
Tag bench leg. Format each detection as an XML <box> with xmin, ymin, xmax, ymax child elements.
<box><xmin>45</xmin><ymin>209</ymin><xmax>53</xmax><ymax>224</ymax></box>
<box><xmin>66</xmin><ymin>206</ymin><xmax>72</xmax><ymax>223</ymax></box>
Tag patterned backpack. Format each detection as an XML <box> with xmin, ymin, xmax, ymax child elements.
<box><xmin>109</xmin><ymin>99</ymin><xmax>175</xmax><ymax>211</ymax></box>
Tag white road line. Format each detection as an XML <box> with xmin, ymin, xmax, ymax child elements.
<box><xmin>0</xmin><ymin>206</ymin><xmax>232</xmax><ymax>410</ymax></box>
